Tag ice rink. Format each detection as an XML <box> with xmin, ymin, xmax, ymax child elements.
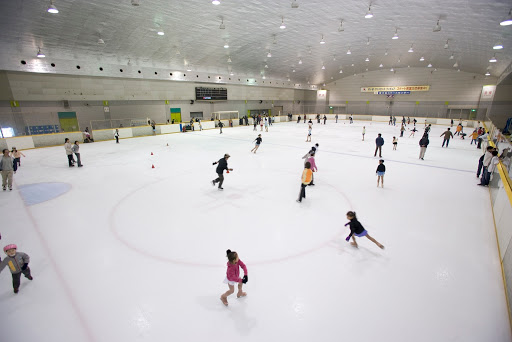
<box><xmin>1</xmin><ymin>119</ymin><xmax>510</xmax><ymax>342</ymax></box>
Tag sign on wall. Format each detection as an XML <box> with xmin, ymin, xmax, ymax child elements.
<box><xmin>376</xmin><ymin>91</ymin><xmax>411</xmax><ymax>95</ymax></box>
<box><xmin>317</xmin><ymin>90</ymin><xmax>327</xmax><ymax>98</ymax></box>
<box><xmin>481</xmin><ymin>85</ymin><xmax>496</xmax><ymax>99</ymax></box>
<box><xmin>361</xmin><ymin>85</ymin><xmax>429</xmax><ymax>92</ymax></box>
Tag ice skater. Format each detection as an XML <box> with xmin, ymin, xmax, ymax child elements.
<box><xmin>400</xmin><ymin>124</ymin><xmax>405</xmax><ymax>137</ymax></box>
<box><xmin>211</xmin><ymin>154</ymin><xmax>233</xmax><ymax>190</ymax></box>
<box><xmin>323</xmin><ymin>115</ymin><xmax>327</xmax><ymax>124</ymax></box>
<box><xmin>349</xmin><ymin>115</ymin><xmax>353</xmax><ymax>124</ymax></box>
<box><xmin>0</xmin><ymin>244</ymin><xmax>33</xmax><ymax>293</ymax></box>
<box><xmin>264</xmin><ymin>118</ymin><xmax>269</xmax><ymax>132</ymax></box>
<box><xmin>114</xmin><ymin>129</ymin><xmax>120</xmax><ymax>143</ymax></box>
<box><xmin>64</xmin><ymin>138</ymin><xmax>75</xmax><ymax>167</ymax></box>
<box><xmin>253</xmin><ymin>119</ymin><xmax>257</xmax><ymax>131</ymax></box>
<box><xmin>306</xmin><ymin>120</ymin><xmax>313</xmax><ymax>142</ymax></box>
<box><xmin>10</xmin><ymin>147</ymin><xmax>25</xmax><ymax>173</ymax></box>
<box><xmin>409</xmin><ymin>127</ymin><xmax>418</xmax><ymax>138</ymax></box>
<box><xmin>1</xmin><ymin>149</ymin><xmax>14</xmax><ymax>191</ymax></box>
<box><xmin>374</xmin><ymin>133</ymin><xmax>384</xmax><ymax>157</ymax></box>
<box><xmin>392</xmin><ymin>136</ymin><xmax>398</xmax><ymax>150</ymax></box>
<box><xmin>362</xmin><ymin>126</ymin><xmax>366</xmax><ymax>141</ymax></box>
<box><xmin>419</xmin><ymin>134</ymin><xmax>429</xmax><ymax>160</ymax></box>
<box><xmin>376</xmin><ymin>159</ymin><xmax>385</xmax><ymax>187</ymax></box>
<box><xmin>440</xmin><ymin>128</ymin><xmax>454</xmax><ymax>147</ymax></box>
<box><xmin>260</xmin><ymin>119</ymin><xmax>263</xmax><ymax>131</ymax></box>
<box><xmin>251</xmin><ymin>134</ymin><xmax>262</xmax><ymax>153</ymax></box>
<box><xmin>220</xmin><ymin>249</ymin><xmax>248</xmax><ymax>306</ymax></box>
<box><xmin>71</xmin><ymin>141</ymin><xmax>83</xmax><ymax>167</ymax></box>
<box><xmin>297</xmin><ymin>115</ymin><xmax>301</xmax><ymax>123</ymax></box>
<box><xmin>307</xmin><ymin>152</ymin><xmax>317</xmax><ymax>186</ymax></box>
<box><xmin>344</xmin><ymin>211</ymin><xmax>384</xmax><ymax>249</ymax></box>
<box><xmin>218</xmin><ymin>120</ymin><xmax>224</xmax><ymax>134</ymax></box>
<box><xmin>297</xmin><ymin>162</ymin><xmax>313</xmax><ymax>203</ymax></box>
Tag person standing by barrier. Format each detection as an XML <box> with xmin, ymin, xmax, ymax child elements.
<box><xmin>441</xmin><ymin>128</ymin><xmax>454</xmax><ymax>147</ymax></box>
<box><xmin>335</xmin><ymin>114</ymin><xmax>338</xmax><ymax>123</ymax></box>
<box><xmin>297</xmin><ymin>162</ymin><xmax>313</xmax><ymax>203</ymax></box>
<box><xmin>478</xmin><ymin>148</ymin><xmax>496</xmax><ymax>186</ymax></box>
<box><xmin>218</xmin><ymin>120</ymin><xmax>224</xmax><ymax>134</ymax></box>
<box><xmin>1</xmin><ymin>149</ymin><xmax>14</xmax><ymax>191</ymax></box>
<box><xmin>72</xmin><ymin>141</ymin><xmax>83</xmax><ymax>167</ymax></box>
<box><xmin>477</xmin><ymin>146</ymin><xmax>494</xmax><ymax>178</ymax></box>
<box><xmin>323</xmin><ymin>115</ymin><xmax>327</xmax><ymax>124</ymax></box>
<box><xmin>400</xmin><ymin>124</ymin><xmax>405</xmax><ymax>137</ymax></box>
<box><xmin>419</xmin><ymin>134</ymin><xmax>429</xmax><ymax>160</ymax></box>
<box><xmin>64</xmin><ymin>138</ymin><xmax>75</xmax><ymax>167</ymax></box>
<box><xmin>10</xmin><ymin>147</ymin><xmax>25</xmax><ymax>173</ymax></box>
<box><xmin>374</xmin><ymin>133</ymin><xmax>384</xmax><ymax>157</ymax></box>
<box><xmin>114</xmin><ymin>129</ymin><xmax>120</xmax><ymax>143</ymax></box>
<box><xmin>212</xmin><ymin>154</ymin><xmax>232</xmax><ymax>190</ymax></box>
<box><xmin>362</xmin><ymin>126</ymin><xmax>366</xmax><ymax>141</ymax></box>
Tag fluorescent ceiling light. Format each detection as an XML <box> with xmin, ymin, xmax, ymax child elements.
<box><xmin>212</xmin><ymin>0</ymin><xmax>220</xmax><ymax>4</ymax></box>
<box><xmin>365</xmin><ymin>57</ymin><xmax>369</xmax><ymax>62</ymax></box>
<box><xmin>365</xmin><ymin>5</ymin><xmax>373</xmax><ymax>18</ymax></box>
<box><xmin>444</xmin><ymin>40</ymin><xmax>449</xmax><ymax>49</ymax></box>
<box><xmin>320</xmin><ymin>35</ymin><xmax>325</xmax><ymax>44</ymax></box>
<box><xmin>157</xmin><ymin>31</ymin><xmax>164</xmax><ymax>35</ymax></box>
<box><xmin>427</xmin><ymin>63</ymin><xmax>432</xmax><ymax>67</ymax></box>
<box><xmin>449</xmin><ymin>54</ymin><xmax>454</xmax><ymax>60</ymax></box>
<box><xmin>280</xmin><ymin>17</ymin><xmax>286</xmax><ymax>29</ymax></box>
<box><xmin>321</xmin><ymin>65</ymin><xmax>325</xmax><ymax>69</ymax></box>
<box><xmin>408</xmin><ymin>45</ymin><xmax>414</xmax><ymax>53</ymax></box>
<box><xmin>291</xmin><ymin>0</ymin><xmax>299</xmax><ymax>8</ymax></box>
<box><xmin>390</xmin><ymin>68</ymin><xmax>394</xmax><ymax>72</ymax></box>
<box><xmin>187</xmin><ymin>67</ymin><xmax>192</xmax><ymax>71</ymax></box>
<box><xmin>224</xmin><ymin>43</ymin><xmax>229</xmax><ymax>48</ymax></box>
<box><xmin>339</xmin><ymin>69</ymin><xmax>343</xmax><ymax>73</ymax></box>
<box><xmin>433</xmin><ymin>20</ymin><xmax>441</xmax><ymax>32</ymax></box>
<box><xmin>485</xmin><ymin>71</ymin><xmax>491</xmax><ymax>76</ymax></box>
<box><xmin>453</xmin><ymin>62</ymin><xmax>458</xmax><ymax>67</ymax></box>
<box><xmin>264</xmin><ymin>64</ymin><xmax>268</xmax><ymax>68</ymax></box>
<box><xmin>392</xmin><ymin>29</ymin><xmax>399</xmax><ymax>39</ymax></box>
<box><xmin>98</xmin><ymin>38</ymin><xmax>105</xmax><ymax>45</ymax></box>
<box><xmin>379</xmin><ymin>63</ymin><xmax>383</xmax><ymax>67</ymax></box>
<box><xmin>227</xmin><ymin>56</ymin><xmax>232</xmax><ymax>63</ymax></box>
<box><xmin>493</xmin><ymin>42</ymin><xmax>503</xmax><ymax>50</ymax></box>
<box><xmin>262</xmin><ymin>76</ymin><xmax>266</xmax><ymax>79</ymax></box>
<box><xmin>298</xmin><ymin>59</ymin><xmax>302</xmax><ymax>64</ymax></box>
<box><xmin>47</xmin><ymin>1</ymin><xmax>59</xmax><ymax>14</ymax></box>
<box><xmin>419</xmin><ymin>56</ymin><xmax>425</xmax><ymax>61</ymax></box>
<box><xmin>347</xmin><ymin>49</ymin><xmax>351</xmax><ymax>55</ymax></box>
<box><xmin>292</xmin><ymin>69</ymin><xmax>296</xmax><ymax>72</ymax></box>
<box><xmin>489</xmin><ymin>55</ymin><xmax>497</xmax><ymax>62</ymax></box>
<box><xmin>500</xmin><ymin>9</ymin><xmax>512</xmax><ymax>26</ymax></box>
<box><xmin>230</xmin><ymin>72</ymin><xmax>234</xmax><ymax>76</ymax></box>
<box><xmin>37</xmin><ymin>49</ymin><xmax>45</xmax><ymax>58</ymax></box>
<box><xmin>457</xmin><ymin>69</ymin><xmax>460</xmax><ymax>72</ymax></box>
<box><xmin>267</xmin><ymin>51</ymin><xmax>272</xmax><ymax>58</ymax></box>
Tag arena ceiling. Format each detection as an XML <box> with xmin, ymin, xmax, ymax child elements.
<box><xmin>0</xmin><ymin>0</ymin><xmax>511</xmax><ymax>89</ymax></box>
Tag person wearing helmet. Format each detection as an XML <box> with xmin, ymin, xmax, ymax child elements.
<box><xmin>0</xmin><ymin>244</ymin><xmax>33</xmax><ymax>294</ymax></box>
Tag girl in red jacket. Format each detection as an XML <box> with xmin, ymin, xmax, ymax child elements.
<box><xmin>220</xmin><ymin>249</ymin><xmax>248</xmax><ymax>306</ymax></box>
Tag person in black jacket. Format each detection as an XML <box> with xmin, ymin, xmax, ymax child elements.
<box><xmin>212</xmin><ymin>154</ymin><xmax>233</xmax><ymax>190</ymax></box>
<box><xmin>218</xmin><ymin>120</ymin><xmax>224</xmax><ymax>134</ymax></box>
<box><xmin>419</xmin><ymin>134</ymin><xmax>429</xmax><ymax>160</ymax></box>
<box><xmin>376</xmin><ymin>159</ymin><xmax>385</xmax><ymax>188</ymax></box>
<box><xmin>374</xmin><ymin>133</ymin><xmax>384</xmax><ymax>157</ymax></box>
<box><xmin>345</xmin><ymin>211</ymin><xmax>384</xmax><ymax>249</ymax></box>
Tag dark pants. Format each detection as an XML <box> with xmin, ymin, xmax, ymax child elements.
<box><xmin>298</xmin><ymin>184</ymin><xmax>307</xmax><ymax>202</ymax></box>
<box><xmin>480</xmin><ymin>167</ymin><xmax>490</xmax><ymax>185</ymax></box>
<box><xmin>219</xmin><ymin>127</ymin><xmax>222</xmax><ymax>134</ymax></box>
<box><xmin>13</xmin><ymin>158</ymin><xmax>20</xmax><ymax>172</ymax></box>
<box><xmin>477</xmin><ymin>138</ymin><xmax>482</xmax><ymax>149</ymax></box>
<box><xmin>115</xmin><ymin>136</ymin><xmax>119</xmax><ymax>143</ymax></box>
<box><xmin>477</xmin><ymin>156</ymin><xmax>484</xmax><ymax>177</ymax></box>
<box><xmin>67</xmin><ymin>154</ymin><xmax>74</xmax><ymax>166</ymax></box>
<box><xmin>471</xmin><ymin>139</ymin><xmax>476</xmax><ymax>145</ymax></box>
<box><xmin>304</xmin><ymin>118</ymin><xmax>306</xmax><ymax>123</ymax></box>
<box><xmin>400</xmin><ymin>131</ymin><xmax>404</xmax><ymax>137</ymax></box>
<box><xmin>75</xmin><ymin>153</ymin><xmax>82</xmax><ymax>167</ymax></box>
<box><xmin>213</xmin><ymin>173</ymin><xmax>224</xmax><ymax>188</ymax></box>
<box><xmin>374</xmin><ymin>146</ymin><xmax>382</xmax><ymax>157</ymax></box>
<box><xmin>297</xmin><ymin>117</ymin><xmax>300</xmax><ymax>123</ymax></box>
<box><xmin>12</xmin><ymin>267</ymin><xmax>32</xmax><ymax>290</ymax></box>
<box><xmin>442</xmin><ymin>139</ymin><xmax>450</xmax><ymax>147</ymax></box>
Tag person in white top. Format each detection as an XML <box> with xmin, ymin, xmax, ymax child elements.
<box><xmin>479</xmin><ymin>150</ymin><xmax>498</xmax><ymax>186</ymax></box>
<box><xmin>64</xmin><ymin>138</ymin><xmax>75</xmax><ymax>167</ymax></box>
<box><xmin>362</xmin><ymin>126</ymin><xmax>366</xmax><ymax>141</ymax></box>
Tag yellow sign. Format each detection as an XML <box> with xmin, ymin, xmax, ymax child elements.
<box><xmin>416</xmin><ymin>101</ymin><xmax>420</xmax><ymax>105</ymax></box>
<box><xmin>361</xmin><ymin>85</ymin><xmax>430</xmax><ymax>92</ymax></box>
<box><xmin>165</xmin><ymin>100</ymin><xmax>169</xmax><ymax>105</ymax></box>
<box><xmin>103</xmin><ymin>100</ymin><xmax>109</xmax><ymax>106</ymax></box>
<box><xmin>366</xmin><ymin>101</ymin><xmax>370</xmax><ymax>104</ymax></box>
<box><xmin>10</xmin><ymin>101</ymin><xmax>19</xmax><ymax>107</ymax></box>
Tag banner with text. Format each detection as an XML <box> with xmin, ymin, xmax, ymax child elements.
<box><xmin>361</xmin><ymin>85</ymin><xmax>429</xmax><ymax>92</ymax></box>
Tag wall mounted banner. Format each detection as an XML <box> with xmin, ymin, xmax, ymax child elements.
<box><xmin>376</xmin><ymin>91</ymin><xmax>411</xmax><ymax>95</ymax></box>
<box><xmin>361</xmin><ymin>85</ymin><xmax>429</xmax><ymax>92</ymax></box>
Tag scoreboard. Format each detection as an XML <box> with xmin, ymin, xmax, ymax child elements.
<box><xmin>195</xmin><ymin>87</ymin><xmax>228</xmax><ymax>101</ymax></box>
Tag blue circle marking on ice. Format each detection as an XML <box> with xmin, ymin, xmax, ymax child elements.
<box><xmin>19</xmin><ymin>182</ymin><xmax>71</xmax><ymax>206</ymax></box>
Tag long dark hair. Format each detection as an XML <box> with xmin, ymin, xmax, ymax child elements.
<box><xmin>346</xmin><ymin>211</ymin><xmax>357</xmax><ymax>220</ymax></box>
<box><xmin>226</xmin><ymin>249</ymin><xmax>238</xmax><ymax>264</ymax></box>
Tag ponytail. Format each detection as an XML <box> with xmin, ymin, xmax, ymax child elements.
<box><xmin>226</xmin><ymin>249</ymin><xmax>238</xmax><ymax>264</ymax></box>
<box><xmin>346</xmin><ymin>211</ymin><xmax>357</xmax><ymax>220</ymax></box>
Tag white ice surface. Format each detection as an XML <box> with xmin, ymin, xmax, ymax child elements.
<box><xmin>0</xmin><ymin>120</ymin><xmax>510</xmax><ymax>342</ymax></box>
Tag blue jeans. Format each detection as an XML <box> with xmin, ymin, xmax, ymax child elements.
<box><xmin>480</xmin><ymin>167</ymin><xmax>490</xmax><ymax>185</ymax></box>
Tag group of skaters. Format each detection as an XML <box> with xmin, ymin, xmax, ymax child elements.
<box><xmin>64</xmin><ymin>138</ymin><xmax>84</xmax><ymax>167</ymax></box>
<box><xmin>389</xmin><ymin>115</ymin><xmax>417</xmax><ymax>127</ymax></box>
<box><xmin>296</xmin><ymin>114</ymin><xmax>352</xmax><ymax>125</ymax></box>
<box><xmin>1</xmin><ymin>147</ymin><xmax>25</xmax><ymax>191</ymax></box>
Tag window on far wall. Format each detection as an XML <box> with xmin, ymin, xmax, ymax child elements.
<box><xmin>1</xmin><ymin>127</ymin><xmax>14</xmax><ymax>138</ymax></box>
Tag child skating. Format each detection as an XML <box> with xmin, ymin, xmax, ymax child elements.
<box><xmin>114</xmin><ymin>129</ymin><xmax>120</xmax><ymax>143</ymax></box>
<box><xmin>220</xmin><ymin>249</ymin><xmax>248</xmax><ymax>306</ymax></box>
<box><xmin>409</xmin><ymin>127</ymin><xmax>418</xmax><ymax>138</ymax></box>
<box><xmin>10</xmin><ymin>147</ymin><xmax>25</xmax><ymax>173</ymax></box>
<box><xmin>306</xmin><ymin>120</ymin><xmax>313</xmax><ymax>142</ymax></box>
<box><xmin>344</xmin><ymin>211</ymin><xmax>384</xmax><ymax>249</ymax></box>
<box><xmin>0</xmin><ymin>244</ymin><xmax>33</xmax><ymax>293</ymax></box>
<box><xmin>392</xmin><ymin>136</ymin><xmax>398</xmax><ymax>150</ymax></box>
<box><xmin>376</xmin><ymin>159</ymin><xmax>385</xmax><ymax>187</ymax></box>
<box><xmin>264</xmin><ymin>118</ymin><xmax>269</xmax><ymax>132</ymax></box>
<box><xmin>251</xmin><ymin>134</ymin><xmax>262</xmax><ymax>153</ymax></box>
<box><xmin>297</xmin><ymin>162</ymin><xmax>313</xmax><ymax>203</ymax></box>
<box><xmin>362</xmin><ymin>126</ymin><xmax>366</xmax><ymax>141</ymax></box>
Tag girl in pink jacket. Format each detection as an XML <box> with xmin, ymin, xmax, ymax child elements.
<box><xmin>220</xmin><ymin>249</ymin><xmax>248</xmax><ymax>306</ymax></box>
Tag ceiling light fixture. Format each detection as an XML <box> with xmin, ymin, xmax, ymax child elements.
<box><xmin>433</xmin><ymin>19</ymin><xmax>441</xmax><ymax>32</ymax></box>
<box><xmin>224</xmin><ymin>42</ymin><xmax>229</xmax><ymax>48</ymax></box>
<box><xmin>298</xmin><ymin>59</ymin><xmax>302</xmax><ymax>64</ymax></box>
<box><xmin>489</xmin><ymin>54</ymin><xmax>497</xmax><ymax>62</ymax></box>
<box><xmin>280</xmin><ymin>17</ymin><xmax>286</xmax><ymax>29</ymax></box>
<box><xmin>230</xmin><ymin>71</ymin><xmax>234</xmax><ymax>76</ymax></box>
<box><xmin>272</xmin><ymin>34</ymin><xmax>277</xmax><ymax>44</ymax></box>
<box><xmin>457</xmin><ymin>69</ymin><xmax>460</xmax><ymax>72</ymax></box>
<box><xmin>449</xmin><ymin>54</ymin><xmax>454</xmax><ymax>60</ymax></box>
<box><xmin>320</xmin><ymin>34</ymin><xmax>326</xmax><ymax>44</ymax></box>
<box><xmin>365</xmin><ymin>57</ymin><xmax>370</xmax><ymax>62</ymax></box>
<box><xmin>338</xmin><ymin>20</ymin><xmax>344</xmax><ymax>32</ymax></box>
<box><xmin>365</xmin><ymin>5</ymin><xmax>373</xmax><ymax>19</ymax></box>
<box><xmin>131</xmin><ymin>0</ymin><xmax>140</xmax><ymax>6</ymax></box>
<box><xmin>485</xmin><ymin>71</ymin><xmax>491</xmax><ymax>76</ymax></box>
<box><xmin>408</xmin><ymin>44</ymin><xmax>414</xmax><ymax>53</ymax></box>
<box><xmin>333</xmin><ymin>55</ymin><xmax>336</xmax><ymax>61</ymax></box>
<box><xmin>339</xmin><ymin>69</ymin><xmax>343</xmax><ymax>73</ymax></box>
<box><xmin>444</xmin><ymin>40</ymin><xmax>449</xmax><ymax>49</ymax></box>
<box><xmin>267</xmin><ymin>51</ymin><xmax>272</xmax><ymax>58</ymax></box>
<box><xmin>227</xmin><ymin>56</ymin><xmax>232</xmax><ymax>63</ymax></box>
<box><xmin>291</xmin><ymin>0</ymin><xmax>299</xmax><ymax>8</ymax></box>
<box><xmin>390</xmin><ymin>68</ymin><xmax>394</xmax><ymax>72</ymax></box>
<box><xmin>47</xmin><ymin>0</ymin><xmax>59</xmax><ymax>13</ymax></box>
<box><xmin>347</xmin><ymin>48</ymin><xmax>351</xmax><ymax>55</ymax></box>
<box><xmin>97</xmin><ymin>38</ymin><xmax>105</xmax><ymax>45</ymax></box>
<box><xmin>321</xmin><ymin>65</ymin><xmax>326</xmax><ymax>69</ymax></box>
<box><xmin>453</xmin><ymin>62</ymin><xmax>459</xmax><ymax>67</ymax></box>
<box><xmin>157</xmin><ymin>31</ymin><xmax>164</xmax><ymax>35</ymax></box>
<box><xmin>187</xmin><ymin>66</ymin><xmax>192</xmax><ymax>71</ymax></box>
<box><xmin>379</xmin><ymin>63</ymin><xmax>383</xmax><ymax>67</ymax></box>
<box><xmin>36</xmin><ymin>48</ymin><xmax>45</xmax><ymax>58</ymax></box>
<box><xmin>219</xmin><ymin>18</ymin><xmax>225</xmax><ymax>29</ymax></box>
<box><xmin>212</xmin><ymin>0</ymin><xmax>220</xmax><ymax>5</ymax></box>
<box><xmin>265</xmin><ymin>64</ymin><xmax>268</xmax><ymax>68</ymax></box>
<box><xmin>292</xmin><ymin>69</ymin><xmax>296</xmax><ymax>72</ymax></box>
<box><xmin>419</xmin><ymin>56</ymin><xmax>425</xmax><ymax>61</ymax></box>
<box><xmin>493</xmin><ymin>42</ymin><xmax>504</xmax><ymax>50</ymax></box>
<box><xmin>500</xmin><ymin>9</ymin><xmax>512</xmax><ymax>26</ymax></box>
<box><xmin>366</xmin><ymin>37</ymin><xmax>370</xmax><ymax>45</ymax></box>
<box><xmin>427</xmin><ymin>63</ymin><xmax>432</xmax><ymax>67</ymax></box>
<box><xmin>392</xmin><ymin>29</ymin><xmax>399</xmax><ymax>39</ymax></box>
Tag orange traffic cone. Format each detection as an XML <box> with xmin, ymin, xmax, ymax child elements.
<box><xmin>151</xmin><ymin>152</ymin><xmax>153</xmax><ymax>155</ymax></box>
<box><xmin>152</xmin><ymin>164</ymin><xmax>155</xmax><ymax>169</ymax></box>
